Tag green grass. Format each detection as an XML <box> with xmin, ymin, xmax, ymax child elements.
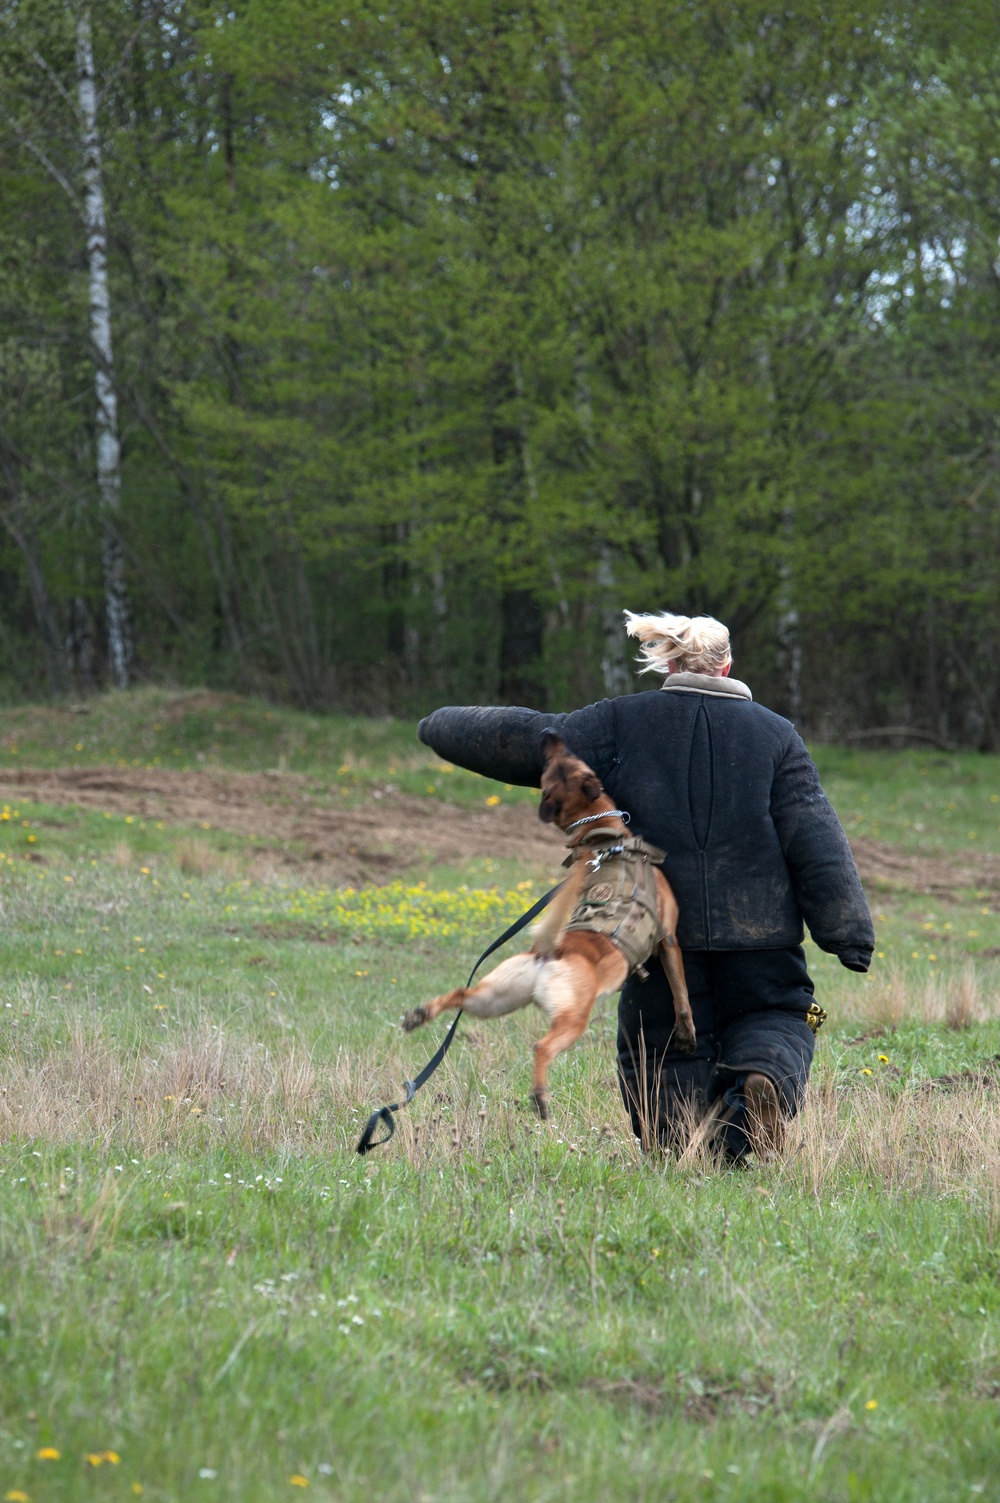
<box><xmin>3</xmin><ymin>691</ymin><xmax>1000</xmax><ymax>1501</ymax></box>
<box><xmin>813</xmin><ymin>743</ymin><xmax>1000</xmax><ymax>858</ymax></box>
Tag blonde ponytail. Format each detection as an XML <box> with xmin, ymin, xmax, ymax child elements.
<box><xmin>623</xmin><ymin>609</ymin><xmax>732</xmax><ymax>677</ymax></box>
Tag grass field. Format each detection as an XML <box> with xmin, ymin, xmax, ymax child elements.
<box><xmin>3</xmin><ymin>691</ymin><xmax>1000</xmax><ymax>1502</ymax></box>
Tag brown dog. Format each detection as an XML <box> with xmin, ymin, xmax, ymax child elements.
<box><xmin>402</xmin><ymin>733</ymin><xmax>695</xmax><ymax>1118</ymax></box>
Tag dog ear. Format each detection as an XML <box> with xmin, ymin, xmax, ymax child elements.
<box><xmin>540</xmin><ymin>729</ymin><xmax>567</xmax><ymax>762</ymax></box>
<box><xmin>581</xmin><ymin>773</ymin><xmax>603</xmax><ymax>803</ymax></box>
<box><xmin>538</xmin><ymin>796</ymin><xmax>557</xmax><ymax>824</ymax></box>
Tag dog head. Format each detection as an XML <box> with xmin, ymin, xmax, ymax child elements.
<box><xmin>538</xmin><ymin>730</ymin><xmax>605</xmax><ymax>828</ymax></box>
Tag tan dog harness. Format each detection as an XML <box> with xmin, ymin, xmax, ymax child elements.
<box><xmin>562</xmin><ymin>828</ymin><xmax>667</xmax><ymax>975</ymax></box>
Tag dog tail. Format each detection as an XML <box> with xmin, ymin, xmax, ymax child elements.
<box><xmin>530</xmin><ymin>858</ymin><xmax>586</xmax><ymax>958</ymax></box>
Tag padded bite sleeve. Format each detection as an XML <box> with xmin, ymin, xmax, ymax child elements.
<box><xmin>417</xmin><ymin>705</ymin><xmax>559</xmax><ymax>786</ymax></box>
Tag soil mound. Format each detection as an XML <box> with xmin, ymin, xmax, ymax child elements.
<box><xmin>2</xmin><ymin>766</ymin><xmax>997</xmax><ymax>896</ymax></box>
<box><xmin>0</xmin><ymin>765</ymin><xmax>557</xmax><ymax>886</ymax></box>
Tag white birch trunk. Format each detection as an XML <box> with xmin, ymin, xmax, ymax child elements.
<box><xmin>76</xmin><ymin>5</ymin><xmax>131</xmax><ymax>688</ymax></box>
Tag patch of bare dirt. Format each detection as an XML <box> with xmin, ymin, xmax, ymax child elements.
<box><xmin>850</xmin><ymin>836</ymin><xmax>1000</xmax><ymax>899</ymax></box>
<box><xmin>3</xmin><ymin>766</ymin><xmax>999</xmax><ymax>897</ymax></box>
<box><xmin>0</xmin><ymin>765</ymin><xmax>558</xmax><ymax>886</ymax></box>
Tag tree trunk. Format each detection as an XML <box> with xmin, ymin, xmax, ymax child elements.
<box><xmin>499</xmin><ymin>589</ymin><xmax>545</xmax><ymax>706</ymax></box>
<box><xmin>0</xmin><ymin>510</ymin><xmax>68</xmax><ymax>696</ymax></box>
<box><xmin>76</xmin><ymin>6</ymin><xmax>132</xmax><ymax>688</ymax></box>
<box><xmin>776</xmin><ymin>507</ymin><xmax>803</xmax><ymax>724</ymax></box>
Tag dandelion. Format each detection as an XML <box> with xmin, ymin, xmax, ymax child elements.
<box><xmin>35</xmin><ymin>1448</ymin><xmax>60</xmax><ymax>1460</ymax></box>
<box><xmin>485</xmin><ymin>794</ymin><xmax>501</xmax><ymax>807</ymax></box>
<box><xmin>86</xmin><ymin>1453</ymin><xmax>104</xmax><ymax>1467</ymax></box>
<box><xmin>5</xmin><ymin>1490</ymin><xmax>29</xmax><ymax>1501</ymax></box>
<box><xmin>100</xmin><ymin>1452</ymin><xmax>120</xmax><ymax>1465</ymax></box>
<box><xmin>140</xmin><ymin>868</ymin><xmax>150</xmax><ymax>875</ymax></box>
<box><xmin>878</xmin><ymin>1054</ymin><xmax>889</xmax><ymax>1064</ymax></box>
<box><xmin>865</xmin><ymin>1399</ymin><xmax>878</xmax><ymax>1411</ymax></box>
<box><xmin>131</xmin><ymin>1486</ymin><xmax>143</xmax><ymax>1495</ymax></box>
<box><xmin>289</xmin><ymin>1477</ymin><xmax>310</xmax><ymax>1489</ymax></box>
<box><xmin>861</xmin><ymin>1068</ymin><xmax>873</xmax><ymax>1076</ymax></box>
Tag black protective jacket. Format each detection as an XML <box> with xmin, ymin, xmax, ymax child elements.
<box><xmin>418</xmin><ymin>685</ymin><xmax>874</xmax><ymax>971</ymax></box>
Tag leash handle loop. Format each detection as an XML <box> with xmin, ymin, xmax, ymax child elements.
<box><xmin>356</xmin><ymin>1104</ymin><xmax>399</xmax><ymax>1154</ymax></box>
<box><xmin>355</xmin><ymin>880</ymin><xmax>564</xmax><ymax>1154</ymax></box>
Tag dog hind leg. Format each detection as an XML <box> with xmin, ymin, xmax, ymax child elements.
<box><xmin>529</xmin><ymin>957</ymin><xmax>599</xmax><ymax>1119</ymax></box>
<box><xmin>402</xmin><ymin>953</ymin><xmax>541</xmax><ymax>1032</ymax></box>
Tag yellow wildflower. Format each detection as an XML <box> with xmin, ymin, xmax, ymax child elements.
<box><xmin>865</xmin><ymin>1399</ymin><xmax>878</xmax><ymax>1411</ymax></box>
<box><xmin>5</xmin><ymin>1490</ymin><xmax>29</xmax><ymax>1501</ymax></box>
<box><xmin>100</xmin><ymin>1452</ymin><xmax>120</xmax><ymax>1465</ymax></box>
<box><xmin>289</xmin><ymin>1478</ymin><xmax>310</xmax><ymax>1489</ymax></box>
<box><xmin>86</xmin><ymin>1454</ymin><xmax>104</xmax><ymax>1467</ymax></box>
<box><xmin>878</xmin><ymin>1054</ymin><xmax>889</xmax><ymax>1064</ymax></box>
<box><xmin>485</xmin><ymin>794</ymin><xmax>501</xmax><ymax>807</ymax></box>
<box><xmin>35</xmin><ymin>1447</ymin><xmax>60</xmax><ymax>1460</ymax></box>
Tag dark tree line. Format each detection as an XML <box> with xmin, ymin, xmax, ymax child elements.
<box><xmin>2</xmin><ymin>0</ymin><xmax>1000</xmax><ymax>745</ymax></box>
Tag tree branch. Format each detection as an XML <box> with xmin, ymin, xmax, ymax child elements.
<box><xmin>28</xmin><ymin>45</ymin><xmax>82</xmax><ymax>121</ymax></box>
<box><xmin>3</xmin><ymin>116</ymin><xmax>82</xmax><ymax>213</ymax></box>
<box><xmin>96</xmin><ymin>0</ymin><xmax>170</xmax><ymax>110</ymax></box>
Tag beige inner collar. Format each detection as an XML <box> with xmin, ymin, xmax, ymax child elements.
<box><xmin>660</xmin><ymin>671</ymin><xmax>752</xmax><ymax>701</ymax></box>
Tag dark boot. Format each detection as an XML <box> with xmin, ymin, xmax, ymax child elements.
<box><xmin>743</xmin><ymin>1071</ymin><xmax>785</xmax><ymax>1159</ymax></box>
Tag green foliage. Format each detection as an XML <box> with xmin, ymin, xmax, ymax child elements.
<box><xmin>1</xmin><ymin>1</ymin><xmax>1000</xmax><ymax>732</ymax></box>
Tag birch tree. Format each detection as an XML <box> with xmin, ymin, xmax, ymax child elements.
<box><xmin>75</xmin><ymin>3</ymin><xmax>130</xmax><ymax>687</ymax></box>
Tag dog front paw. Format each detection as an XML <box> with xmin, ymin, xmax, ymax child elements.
<box><xmin>675</xmin><ymin>1023</ymin><xmax>697</xmax><ymax>1055</ymax></box>
<box><xmin>402</xmin><ymin>1006</ymin><xmax>427</xmax><ymax>1032</ymax></box>
<box><xmin>529</xmin><ymin>1087</ymin><xmax>550</xmax><ymax>1120</ymax></box>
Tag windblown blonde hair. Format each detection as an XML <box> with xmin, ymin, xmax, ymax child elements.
<box><xmin>623</xmin><ymin>610</ymin><xmax>732</xmax><ymax>677</ymax></box>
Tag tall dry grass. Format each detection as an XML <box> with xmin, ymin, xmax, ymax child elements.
<box><xmin>3</xmin><ymin>1003</ymin><xmax>1000</xmax><ymax>1209</ymax></box>
<box><xmin>837</xmin><ymin>962</ymin><xmax>1000</xmax><ymax>1029</ymax></box>
<box><xmin>174</xmin><ymin>837</ymin><xmax>240</xmax><ymax>878</ymax></box>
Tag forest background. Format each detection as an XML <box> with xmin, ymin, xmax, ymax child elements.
<box><xmin>2</xmin><ymin>0</ymin><xmax>1000</xmax><ymax>745</ymax></box>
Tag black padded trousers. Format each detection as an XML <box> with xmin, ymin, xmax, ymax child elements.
<box><xmin>616</xmin><ymin>946</ymin><xmax>817</xmax><ymax>1161</ymax></box>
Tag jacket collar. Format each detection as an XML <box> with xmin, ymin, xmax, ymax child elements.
<box><xmin>659</xmin><ymin>671</ymin><xmax>752</xmax><ymax>701</ymax></box>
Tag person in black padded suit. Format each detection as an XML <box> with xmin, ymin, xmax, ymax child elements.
<box><xmin>417</xmin><ymin>610</ymin><xmax>874</xmax><ymax>1161</ymax></box>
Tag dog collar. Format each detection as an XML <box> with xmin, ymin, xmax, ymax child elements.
<box><xmin>563</xmin><ymin>810</ymin><xmax>631</xmax><ymax>834</ymax></box>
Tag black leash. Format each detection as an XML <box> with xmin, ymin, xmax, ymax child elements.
<box><xmin>355</xmin><ymin>881</ymin><xmax>564</xmax><ymax>1154</ymax></box>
